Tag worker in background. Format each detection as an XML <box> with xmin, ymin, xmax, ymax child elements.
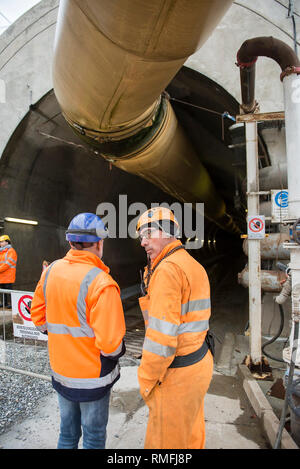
<box><xmin>136</xmin><ymin>207</ymin><xmax>214</xmax><ymax>449</ymax></box>
<box><xmin>31</xmin><ymin>213</ymin><xmax>126</xmax><ymax>449</ymax></box>
<box><xmin>0</xmin><ymin>234</ymin><xmax>17</xmax><ymax>309</ymax></box>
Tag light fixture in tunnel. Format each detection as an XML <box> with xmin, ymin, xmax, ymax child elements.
<box><xmin>4</xmin><ymin>217</ymin><xmax>38</xmax><ymax>225</ymax></box>
<box><xmin>185</xmin><ymin>237</ymin><xmax>204</xmax><ymax>249</ymax></box>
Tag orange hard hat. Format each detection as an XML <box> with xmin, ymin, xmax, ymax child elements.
<box><xmin>136</xmin><ymin>207</ymin><xmax>179</xmax><ymax>237</ymax></box>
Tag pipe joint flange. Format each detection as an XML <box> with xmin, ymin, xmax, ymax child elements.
<box><xmin>236</xmin><ymin>54</ymin><xmax>258</xmax><ymax>69</ymax></box>
<box><xmin>280</xmin><ymin>66</ymin><xmax>300</xmax><ymax>82</ymax></box>
<box><xmin>240</xmin><ymin>100</ymin><xmax>260</xmax><ymax>115</ymax></box>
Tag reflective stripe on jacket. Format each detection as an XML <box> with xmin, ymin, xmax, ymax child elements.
<box><xmin>31</xmin><ymin>249</ymin><xmax>126</xmax><ymax>401</ymax></box>
<box><xmin>138</xmin><ymin>240</ymin><xmax>211</xmax><ymax>400</ymax></box>
<box><xmin>0</xmin><ymin>245</ymin><xmax>17</xmax><ymax>283</ymax></box>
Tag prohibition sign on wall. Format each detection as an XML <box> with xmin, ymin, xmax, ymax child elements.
<box><xmin>247</xmin><ymin>215</ymin><xmax>265</xmax><ymax>239</ymax></box>
<box><xmin>18</xmin><ymin>294</ymin><xmax>33</xmax><ymax>321</ymax></box>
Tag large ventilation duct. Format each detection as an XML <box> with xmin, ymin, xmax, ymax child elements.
<box><xmin>53</xmin><ymin>0</ymin><xmax>240</xmax><ymax>234</ymax></box>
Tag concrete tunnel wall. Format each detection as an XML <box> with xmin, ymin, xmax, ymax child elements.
<box><xmin>0</xmin><ymin>0</ymin><xmax>298</xmax><ymax>291</ymax></box>
<box><xmin>1</xmin><ymin>0</ymin><xmax>299</xmax><ymax>156</ymax></box>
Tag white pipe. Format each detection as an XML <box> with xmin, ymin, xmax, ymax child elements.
<box><xmin>283</xmin><ymin>74</ymin><xmax>300</xmax><ymax>221</ymax></box>
<box><xmin>246</xmin><ymin>121</ymin><xmax>262</xmax><ymax>364</ymax></box>
<box><xmin>282</xmin><ymin>73</ymin><xmax>300</xmax><ymax>366</ymax></box>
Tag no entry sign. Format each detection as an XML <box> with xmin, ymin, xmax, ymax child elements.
<box><xmin>18</xmin><ymin>294</ymin><xmax>32</xmax><ymax>321</ymax></box>
<box><xmin>11</xmin><ymin>291</ymin><xmax>47</xmax><ymax>341</ymax></box>
<box><xmin>247</xmin><ymin>215</ymin><xmax>265</xmax><ymax>239</ymax></box>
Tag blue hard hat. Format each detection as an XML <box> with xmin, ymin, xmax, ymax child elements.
<box><xmin>66</xmin><ymin>213</ymin><xmax>108</xmax><ymax>243</ymax></box>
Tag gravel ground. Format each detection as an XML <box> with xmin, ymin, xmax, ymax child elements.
<box><xmin>0</xmin><ymin>340</ymin><xmax>52</xmax><ymax>435</ymax></box>
<box><xmin>0</xmin><ymin>370</ymin><xmax>53</xmax><ymax>435</ymax></box>
<box><xmin>0</xmin><ymin>339</ymin><xmax>139</xmax><ymax>437</ymax></box>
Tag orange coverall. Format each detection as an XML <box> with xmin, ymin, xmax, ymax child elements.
<box><xmin>31</xmin><ymin>249</ymin><xmax>126</xmax><ymax>401</ymax></box>
<box><xmin>138</xmin><ymin>239</ymin><xmax>213</xmax><ymax>449</ymax></box>
<box><xmin>0</xmin><ymin>244</ymin><xmax>17</xmax><ymax>284</ymax></box>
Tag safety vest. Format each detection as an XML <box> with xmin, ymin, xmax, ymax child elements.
<box><xmin>0</xmin><ymin>244</ymin><xmax>17</xmax><ymax>284</ymax></box>
<box><xmin>138</xmin><ymin>239</ymin><xmax>211</xmax><ymax>399</ymax></box>
<box><xmin>31</xmin><ymin>249</ymin><xmax>126</xmax><ymax>401</ymax></box>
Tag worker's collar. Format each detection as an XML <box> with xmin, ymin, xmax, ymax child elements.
<box><xmin>65</xmin><ymin>249</ymin><xmax>109</xmax><ymax>273</ymax></box>
<box><xmin>0</xmin><ymin>243</ymin><xmax>11</xmax><ymax>252</ymax></box>
<box><xmin>150</xmin><ymin>239</ymin><xmax>182</xmax><ymax>269</ymax></box>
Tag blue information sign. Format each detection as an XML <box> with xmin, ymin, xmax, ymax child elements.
<box><xmin>275</xmin><ymin>190</ymin><xmax>288</xmax><ymax>208</ymax></box>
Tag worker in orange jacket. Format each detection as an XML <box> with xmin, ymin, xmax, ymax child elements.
<box><xmin>0</xmin><ymin>234</ymin><xmax>17</xmax><ymax>308</ymax></box>
<box><xmin>31</xmin><ymin>213</ymin><xmax>126</xmax><ymax>449</ymax></box>
<box><xmin>136</xmin><ymin>207</ymin><xmax>214</xmax><ymax>449</ymax></box>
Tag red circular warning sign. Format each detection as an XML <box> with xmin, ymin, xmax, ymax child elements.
<box><xmin>248</xmin><ymin>217</ymin><xmax>264</xmax><ymax>233</ymax></box>
<box><xmin>18</xmin><ymin>295</ymin><xmax>33</xmax><ymax>322</ymax></box>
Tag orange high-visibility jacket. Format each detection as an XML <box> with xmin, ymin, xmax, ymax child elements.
<box><xmin>31</xmin><ymin>249</ymin><xmax>126</xmax><ymax>401</ymax></box>
<box><xmin>0</xmin><ymin>244</ymin><xmax>17</xmax><ymax>284</ymax></box>
<box><xmin>138</xmin><ymin>239</ymin><xmax>211</xmax><ymax>400</ymax></box>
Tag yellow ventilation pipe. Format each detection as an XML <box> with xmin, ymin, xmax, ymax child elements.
<box><xmin>53</xmin><ymin>0</ymin><xmax>238</xmax><ymax>233</ymax></box>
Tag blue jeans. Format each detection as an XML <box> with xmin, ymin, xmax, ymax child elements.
<box><xmin>57</xmin><ymin>391</ymin><xmax>111</xmax><ymax>449</ymax></box>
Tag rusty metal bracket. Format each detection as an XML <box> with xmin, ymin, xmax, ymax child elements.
<box><xmin>236</xmin><ymin>111</ymin><xmax>285</xmax><ymax>123</ymax></box>
<box><xmin>246</xmin><ymin>191</ymin><xmax>270</xmax><ymax>196</ymax></box>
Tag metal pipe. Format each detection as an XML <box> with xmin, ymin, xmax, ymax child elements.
<box><xmin>283</xmin><ymin>75</ymin><xmax>300</xmax><ymax>222</ymax></box>
<box><xmin>245</xmin><ymin>121</ymin><xmax>262</xmax><ymax>364</ymax></box>
<box><xmin>259</xmin><ymin>164</ymin><xmax>287</xmax><ymax>191</ymax></box>
<box><xmin>53</xmin><ymin>0</ymin><xmax>239</xmax><ymax>234</ymax></box>
<box><xmin>236</xmin><ymin>36</ymin><xmax>300</xmax><ymax>114</ymax></box>
<box><xmin>0</xmin><ymin>364</ymin><xmax>51</xmax><ymax>382</ymax></box>
<box><xmin>236</xmin><ymin>37</ymin><xmax>300</xmax><ymax>368</ymax></box>
<box><xmin>243</xmin><ymin>233</ymin><xmax>290</xmax><ymax>260</ymax></box>
<box><xmin>238</xmin><ymin>267</ymin><xmax>287</xmax><ymax>293</ymax></box>
<box><xmin>54</xmin><ymin>0</ymin><xmax>234</xmax><ymax>138</ymax></box>
<box><xmin>281</xmin><ymin>64</ymin><xmax>300</xmax><ymax>371</ymax></box>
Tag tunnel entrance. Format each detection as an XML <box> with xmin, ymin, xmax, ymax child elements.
<box><xmin>0</xmin><ymin>66</ymin><xmax>252</xmax><ymax>347</ymax></box>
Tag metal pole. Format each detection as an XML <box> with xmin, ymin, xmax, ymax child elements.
<box><xmin>283</xmin><ymin>73</ymin><xmax>300</xmax><ymax>361</ymax></box>
<box><xmin>245</xmin><ymin>121</ymin><xmax>262</xmax><ymax>364</ymax></box>
<box><xmin>0</xmin><ymin>364</ymin><xmax>51</xmax><ymax>382</ymax></box>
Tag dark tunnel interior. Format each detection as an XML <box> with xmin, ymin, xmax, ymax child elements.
<box><xmin>0</xmin><ymin>66</ymin><xmax>261</xmax><ymax>309</ymax></box>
